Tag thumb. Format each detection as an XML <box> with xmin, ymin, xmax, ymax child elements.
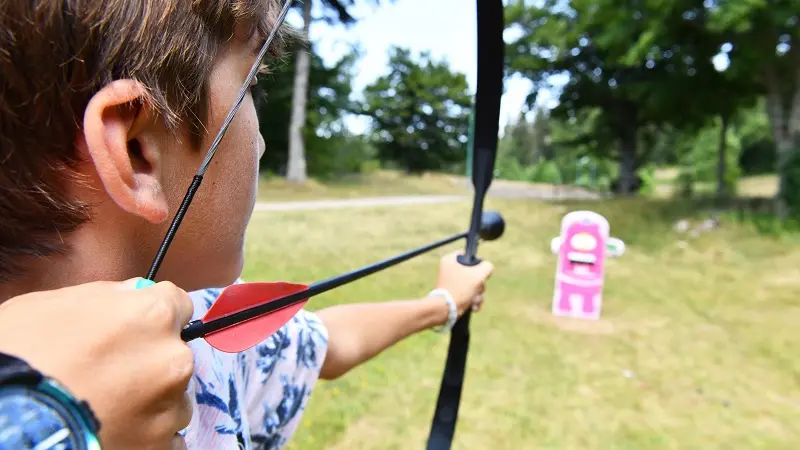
<box><xmin>118</xmin><ymin>277</ymin><xmax>156</xmax><ymax>291</ymax></box>
<box><xmin>477</xmin><ymin>260</ymin><xmax>494</xmax><ymax>279</ymax></box>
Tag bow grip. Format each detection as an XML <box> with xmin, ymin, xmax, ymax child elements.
<box><xmin>456</xmin><ymin>253</ymin><xmax>482</xmax><ymax>267</ymax></box>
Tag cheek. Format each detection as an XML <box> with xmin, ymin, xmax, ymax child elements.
<box><xmin>230</xmin><ymin>109</ymin><xmax>261</xmax><ymax>204</ymax></box>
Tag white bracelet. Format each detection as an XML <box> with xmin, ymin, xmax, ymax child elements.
<box><xmin>429</xmin><ymin>288</ymin><xmax>458</xmax><ymax>334</ymax></box>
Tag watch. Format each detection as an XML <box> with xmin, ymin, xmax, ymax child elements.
<box><xmin>0</xmin><ymin>353</ymin><xmax>101</xmax><ymax>450</ymax></box>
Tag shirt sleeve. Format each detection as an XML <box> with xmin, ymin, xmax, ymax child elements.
<box><xmin>239</xmin><ymin>303</ymin><xmax>329</xmax><ymax>450</ymax></box>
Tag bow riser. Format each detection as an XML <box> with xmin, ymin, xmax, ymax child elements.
<box><xmin>426</xmin><ymin>1</ymin><xmax>505</xmax><ymax>449</ymax></box>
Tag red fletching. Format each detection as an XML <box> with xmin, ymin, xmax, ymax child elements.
<box><xmin>203</xmin><ymin>282</ymin><xmax>309</xmax><ymax>353</ymax></box>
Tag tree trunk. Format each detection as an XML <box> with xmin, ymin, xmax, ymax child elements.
<box><xmin>618</xmin><ymin>126</ymin><xmax>638</xmax><ymax>196</ymax></box>
<box><xmin>286</xmin><ymin>0</ymin><xmax>313</xmax><ymax>184</ymax></box>
<box><xmin>765</xmin><ymin>57</ymin><xmax>800</xmax><ymax>219</ymax></box>
<box><xmin>717</xmin><ymin>113</ymin><xmax>729</xmax><ymax>199</ymax></box>
<box><xmin>791</xmin><ymin>50</ymin><xmax>800</xmax><ymax>152</ymax></box>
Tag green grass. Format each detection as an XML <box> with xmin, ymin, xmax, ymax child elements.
<box><xmin>256</xmin><ymin>169</ymin><xmax>592</xmax><ymax>202</ymax></box>
<box><xmin>652</xmin><ymin>168</ymin><xmax>778</xmax><ymax>199</ymax></box>
<box><xmin>240</xmin><ymin>193</ymin><xmax>800</xmax><ymax>449</ymax></box>
<box><xmin>257</xmin><ymin>170</ymin><xmax>467</xmax><ymax>202</ymax></box>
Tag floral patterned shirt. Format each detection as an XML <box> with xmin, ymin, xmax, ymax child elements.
<box><xmin>181</xmin><ymin>282</ymin><xmax>329</xmax><ymax>450</ymax></box>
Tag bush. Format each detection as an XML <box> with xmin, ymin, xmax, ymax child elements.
<box><xmin>638</xmin><ymin>166</ymin><xmax>657</xmax><ymax>196</ymax></box>
<box><xmin>496</xmin><ymin>156</ymin><xmax>536</xmax><ymax>181</ymax></box>
<box><xmin>532</xmin><ymin>160</ymin><xmax>563</xmax><ymax>184</ymax></box>
<box><xmin>305</xmin><ymin>131</ymin><xmax>377</xmax><ymax>178</ymax></box>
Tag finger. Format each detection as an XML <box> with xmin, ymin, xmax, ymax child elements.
<box><xmin>151</xmin><ymin>392</ymin><xmax>193</xmax><ymax>448</ymax></box>
<box><xmin>176</xmin><ymin>392</ymin><xmax>194</xmax><ymax>431</ymax></box>
<box><xmin>155</xmin><ymin>282</ymin><xmax>195</xmax><ymax>330</ymax></box>
<box><xmin>472</xmin><ymin>294</ymin><xmax>484</xmax><ymax>311</ymax></box>
<box><xmin>171</xmin><ymin>434</ymin><xmax>188</xmax><ymax>450</ymax></box>
<box><xmin>118</xmin><ymin>277</ymin><xmax>154</xmax><ymax>291</ymax></box>
<box><xmin>478</xmin><ymin>261</ymin><xmax>495</xmax><ymax>278</ymax></box>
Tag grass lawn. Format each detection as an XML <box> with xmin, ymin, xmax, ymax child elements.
<box><xmin>256</xmin><ymin>170</ymin><xmax>574</xmax><ymax>202</ymax></box>
<box><xmin>652</xmin><ymin>168</ymin><xmax>779</xmax><ymax>199</ymax></box>
<box><xmin>241</xmin><ymin>193</ymin><xmax>799</xmax><ymax>449</ymax></box>
<box><xmin>256</xmin><ymin>170</ymin><xmax>468</xmax><ymax>202</ymax></box>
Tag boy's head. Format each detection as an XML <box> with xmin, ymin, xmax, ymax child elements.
<box><xmin>0</xmin><ymin>1</ymin><xmax>292</xmax><ymax>294</ymax></box>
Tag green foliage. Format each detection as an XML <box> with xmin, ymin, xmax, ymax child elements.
<box><xmin>637</xmin><ymin>165</ymin><xmax>657</xmax><ymax>196</ymax></box>
<box><xmin>688</xmin><ymin>120</ymin><xmax>742</xmax><ymax>185</ymax></box>
<box><xmin>361</xmin><ymin>47</ymin><xmax>473</xmax><ymax>173</ymax></box>
<box><xmin>532</xmin><ymin>160</ymin><xmax>563</xmax><ymax>185</ymax></box>
<box><xmin>255</xmin><ymin>43</ymin><xmax>362</xmax><ymax>177</ymax></box>
<box><xmin>503</xmin><ymin>0</ymin><xmax>773</xmax><ymax>196</ymax></box>
<box><xmin>304</xmin><ymin>131</ymin><xmax>377</xmax><ymax>178</ymax></box>
<box><xmin>736</xmin><ymin>100</ymin><xmax>777</xmax><ymax>175</ymax></box>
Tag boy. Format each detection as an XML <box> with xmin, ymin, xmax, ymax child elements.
<box><xmin>0</xmin><ymin>1</ymin><xmax>494</xmax><ymax>449</ymax></box>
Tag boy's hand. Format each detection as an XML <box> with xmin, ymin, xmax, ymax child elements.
<box><xmin>435</xmin><ymin>250</ymin><xmax>495</xmax><ymax>317</ymax></box>
<box><xmin>0</xmin><ymin>279</ymin><xmax>195</xmax><ymax>450</ymax></box>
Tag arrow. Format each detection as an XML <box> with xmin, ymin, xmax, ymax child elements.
<box><xmin>179</xmin><ymin>211</ymin><xmax>505</xmax><ymax>353</ymax></box>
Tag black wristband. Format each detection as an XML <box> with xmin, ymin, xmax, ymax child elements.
<box><xmin>0</xmin><ymin>352</ymin><xmax>42</xmax><ymax>386</ymax></box>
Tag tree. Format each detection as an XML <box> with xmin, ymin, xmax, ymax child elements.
<box><xmin>361</xmin><ymin>47</ymin><xmax>473</xmax><ymax>173</ymax></box>
<box><xmin>504</xmin><ymin>0</ymin><xmax>751</xmax><ymax>196</ymax></box>
<box><xmin>257</xmin><ymin>43</ymin><xmax>363</xmax><ymax>177</ymax></box>
<box><xmin>286</xmin><ymin>0</ymin><xmax>313</xmax><ymax>183</ymax></box>
<box><xmin>703</xmin><ymin>0</ymin><xmax>799</xmax><ymax>216</ymax></box>
<box><xmin>614</xmin><ymin>1</ymin><xmax>764</xmax><ymax>199</ymax></box>
<box><xmin>286</xmin><ymin>0</ymin><xmax>393</xmax><ymax>184</ymax></box>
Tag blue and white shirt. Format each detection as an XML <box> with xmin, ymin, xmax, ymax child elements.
<box><xmin>181</xmin><ymin>282</ymin><xmax>329</xmax><ymax>450</ymax></box>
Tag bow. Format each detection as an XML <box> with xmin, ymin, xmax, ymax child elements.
<box><xmin>141</xmin><ymin>1</ymin><xmax>505</xmax><ymax>445</ymax></box>
<box><xmin>425</xmin><ymin>1</ymin><xmax>504</xmax><ymax>449</ymax></box>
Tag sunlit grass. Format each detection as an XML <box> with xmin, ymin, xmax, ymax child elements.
<box><xmin>256</xmin><ymin>170</ymin><xmax>467</xmax><ymax>202</ymax></box>
<box><xmin>652</xmin><ymin>168</ymin><xmax>778</xmax><ymax>199</ymax></box>
<box><xmin>241</xmin><ymin>194</ymin><xmax>800</xmax><ymax>449</ymax></box>
<box><xmin>256</xmin><ymin>169</ymin><xmax>596</xmax><ymax>202</ymax></box>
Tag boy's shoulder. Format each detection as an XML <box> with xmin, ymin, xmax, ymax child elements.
<box><xmin>183</xmin><ymin>281</ymin><xmax>329</xmax><ymax>449</ymax></box>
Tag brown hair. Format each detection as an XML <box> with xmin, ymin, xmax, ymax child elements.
<box><xmin>0</xmin><ymin>0</ymin><xmax>293</xmax><ymax>282</ymax></box>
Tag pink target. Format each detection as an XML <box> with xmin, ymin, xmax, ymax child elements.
<box><xmin>550</xmin><ymin>211</ymin><xmax>624</xmax><ymax>320</ymax></box>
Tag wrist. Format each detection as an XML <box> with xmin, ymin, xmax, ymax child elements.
<box><xmin>420</xmin><ymin>294</ymin><xmax>449</xmax><ymax>329</ymax></box>
<box><xmin>0</xmin><ymin>352</ymin><xmax>101</xmax><ymax>450</ymax></box>
<box><xmin>424</xmin><ymin>288</ymin><xmax>458</xmax><ymax>333</ymax></box>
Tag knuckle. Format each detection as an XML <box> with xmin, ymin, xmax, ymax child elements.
<box><xmin>171</xmin><ymin>344</ymin><xmax>195</xmax><ymax>387</ymax></box>
<box><xmin>178</xmin><ymin>392</ymin><xmax>194</xmax><ymax>430</ymax></box>
<box><xmin>150</xmin><ymin>298</ymin><xmax>178</xmax><ymax>329</ymax></box>
<box><xmin>159</xmin><ymin>282</ymin><xmax>193</xmax><ymax>326</ymax></box>
<box><xmin>148</xmin><ymin>284</ymin><xmax>182</xmax><ymax>327</ymax></box>
<box><xmin>172</xmin><ymin>434</ymin><xmax>188</xmax><ymax>450</ymax></box>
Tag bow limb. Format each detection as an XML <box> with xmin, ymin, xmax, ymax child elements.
<box><xmin>425</xmin><ymin>1</ymin><xmax>505</xmax><ymax>449</ymax></box>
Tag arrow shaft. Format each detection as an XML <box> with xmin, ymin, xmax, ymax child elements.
<box><xmin>182</xmin><ymin>231</ymin><xmax>468</xmax><ymax>342</ymax></box>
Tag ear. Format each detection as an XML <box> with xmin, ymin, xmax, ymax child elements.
<box><xmin>80</xmin><ymin>80</ymin><xmax>169</xmax><ymax>224</ymax></box>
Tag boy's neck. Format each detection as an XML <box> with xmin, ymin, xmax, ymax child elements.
<box><xmin>0</xmin><ymin>218</ymin><xmax>148</xmax><ymax>302</ymax></box>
